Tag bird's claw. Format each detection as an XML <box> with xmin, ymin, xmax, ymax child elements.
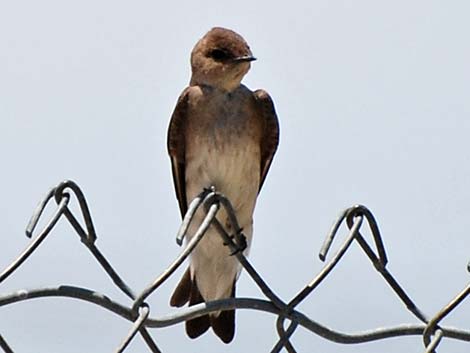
<box><xmin>225</xmin><ymin>227</ymin><xmax>247</xmax><ymax>255</ymax></box>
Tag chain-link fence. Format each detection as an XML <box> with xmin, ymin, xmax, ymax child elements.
<box><xmin>1</xmin><ymin>180</ymin><xmax>470</xmax><ymax>352</ymax></box>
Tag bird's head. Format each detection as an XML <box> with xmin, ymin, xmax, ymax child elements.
<box><xmin>190</xmin><ymin>27</ymin><xmax>256</xmax><ymax>92</ymax></box>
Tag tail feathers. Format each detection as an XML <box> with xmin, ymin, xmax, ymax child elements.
<box><xmin>170</xmin><ymin>268</ymin><xmax>236</xmax><ymax>343</ymax></box>
<box><xmin>170</xmin><ymin>268</ymin><xmax>191</xmax><ymax>307</ymax></box>
<box><xmin>186</xmin><ymin>276</ymin><xmax>210</xmax><ymax>338</ymax></box>
<box><xmin>210</xmin><ymin>282</ymin><xmax>236</xmax><ymax>343</ymax></box>
<box><xmin>210</xmin><ymin>310</ymin><xmax>235</xmax><ymax>343</ymax></box>
<box><xmin>210</xmin><ymin>281</ymin><xmax>235</xmax><ymax>343</ymax></box>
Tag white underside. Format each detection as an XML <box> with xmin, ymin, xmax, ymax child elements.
<box><xmin>185</xmin><ymin>136</ymin><xmax>260</xmax><ymax>303</ymax></box>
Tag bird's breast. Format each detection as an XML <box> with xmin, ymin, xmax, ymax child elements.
<box><xmin>185</xmin><ymin>112</ymin><xmax>261</xmax><ymax>217</ymax></box>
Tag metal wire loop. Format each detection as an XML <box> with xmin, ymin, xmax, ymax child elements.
<box><xmin>1</xmin><ymin>180</ymin><xmax>470</xmax><ymax>352</ymax></box>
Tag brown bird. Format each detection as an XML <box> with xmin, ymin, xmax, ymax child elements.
<box><xmin>167</xmin><ymin>27</ymin><xmax>279</xmax><ymax>343</ymax></box>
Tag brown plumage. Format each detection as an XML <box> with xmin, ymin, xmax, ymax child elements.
<box><xmin>167</xmin><ymin>27</ymin><xmax>279</xmax><ymax>343</ymax></box>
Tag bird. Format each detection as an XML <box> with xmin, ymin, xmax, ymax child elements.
<box><xmin>167</xmin><ymin>27</ymin><xmax>279</xmax><ymax>343</ymax></box>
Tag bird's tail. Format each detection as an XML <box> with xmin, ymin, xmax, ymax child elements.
<box><xmin>170</xmin><ymin>268</ymin><xmax>236</xmax><ymax>343</ymax></box>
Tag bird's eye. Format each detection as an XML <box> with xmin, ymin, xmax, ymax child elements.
<box><xmin>208</xmin><ymin>48</ymin><xmax>230</xmax><ymax>60</ymax></box>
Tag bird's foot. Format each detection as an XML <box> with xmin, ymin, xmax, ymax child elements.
<box><xmin>225</xmin><ymin>227</ymin><xmax>247</xmax><ymax>255</ymax></box>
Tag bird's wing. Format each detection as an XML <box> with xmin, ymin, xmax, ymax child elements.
<box><xmin>254</xmin><ymin>89</ymin><xmax>280</xmax><ymax>192</ymax></box>
<box><xmin>167</xmin><ymin>87</ymin><xmax>192</xmax><ymax>218</ymax></box>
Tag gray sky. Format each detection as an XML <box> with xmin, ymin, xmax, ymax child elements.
<box><xmin>1</xmin><ymin>1</ymin><xmax>470</xmax><ymax>352</ymax></box>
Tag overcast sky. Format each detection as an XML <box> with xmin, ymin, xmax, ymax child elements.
<box><xmin>1</xmin><ymin>1</ymin><xmax>470</xmax><ymax>352</ymax></box>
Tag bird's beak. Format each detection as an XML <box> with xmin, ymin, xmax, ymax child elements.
<box><xmin>233</xmin><ymin>55</ymin><xmax>257</xmax><ymax>63</ymax></box>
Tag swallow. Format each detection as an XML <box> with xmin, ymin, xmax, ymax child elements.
<box><xmin>167</xmin><ymin>27</ymin><xmax>279</xmax><ymax>343</ymax></box>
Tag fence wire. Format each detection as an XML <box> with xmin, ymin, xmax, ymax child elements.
<box><xmin>1</xmin><ymin>180</ymin><xmax>470</xmax><ymax>352</ymax></box>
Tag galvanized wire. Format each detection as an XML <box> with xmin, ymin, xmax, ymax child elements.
<box><xmin>1</xmin><ymin>180</ymin><xmax>470</xmax><ymax>352</ymax></box>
